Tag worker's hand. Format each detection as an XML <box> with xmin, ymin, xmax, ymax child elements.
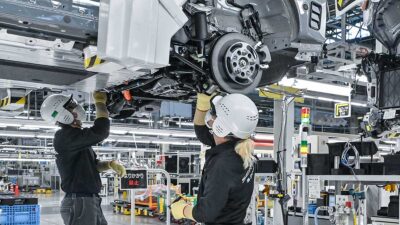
<box><xmin>196</xmin><ymin>93</ymin><xmax>216</xmax><ymax>111</ymax></box>
<box><xmin>109</xmin><ymin>160</ymin><xmax>126</xmax><ymax>177</ymax></box>
<box><xmin>171</xmin><ymin>200</ymin><xmax>189</xmax><ymax>220</ymax></box>
<box><xmin>93</xmin><ymin>91</ymin><xmax>108</xmax><ymax>104</ymax></box>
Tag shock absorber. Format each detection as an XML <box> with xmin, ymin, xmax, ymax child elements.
<box><xmin>194</xmin><ymin>11</ymin><xmax>208</xmax><ymax>59</ymax></box>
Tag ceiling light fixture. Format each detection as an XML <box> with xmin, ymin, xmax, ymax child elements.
<box><xmin>138</xmin><ymin>119</ymin><xmax>154</xmax><ymax>123</ymax></box>
<box><xmin>128</xmin><ymin>130</ymin><xmax>197</xmax><ymax>138</ymax></box>
<box><xmin>110</xmin><ymin>129</ymin><xmax>129</xmax><ymax>135</ymax></box>
<box><xmin>304</xmin><ymin>95</ymin><xmax>368</xmax><ymax>107</ymax></box>
<box><xmin>179</xmin><ymin>122</ymin><xmax>194</xmax><ymax>126</ymax></box>
<box><xmin>106</xmin><ymin>138</ymin><xmax>202</xmax><ymax>146</ymax></box>
<box><xmin>0</xmin><ymin>158</ymin><xmax>55</xmax><ymax>162</ymax></box>
<box><xmin>37</xmin><ymin>134</ymin><xmax>54</xmax><ymax>139</ymax></box>
<box><xmin>0</xmin><ymin>132</ymin><xmax>35</xmax><ymax>138</ymax></box>
<box><xmin>2</xmin><ymin>123</ymin><xmax>22</xmax><ymax>127</ymax></box>
<box><xmin>278</xmin><ymin>77</ymin><xmax>352</xmax><ymax>97</ymax></box>
<box><xmin>22</xmin><ymin>125</ymin><xmax>58</xmax><ymax>129</ymax></box>
<box><xmin>254</xmin><ymin>133</ymin><xmax>274</xmax><ymax>140</ymax></box>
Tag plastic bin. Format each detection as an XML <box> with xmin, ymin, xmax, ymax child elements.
<box><xmin>98</xmin><ymin>0</ymin><xmax>188</xmax><ymax>70</ymax></box>
<box><xmin>308</xmin><ymin>204</ymin><xmax>317</xmax><ymax>214</ymax></box>
<box><xmin>0</xmin><ymin>205</ymin><xmax>40</xmax><ymax>225</ymax></box>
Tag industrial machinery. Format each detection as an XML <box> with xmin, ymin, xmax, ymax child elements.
<box><xmin>311</xmin><ymin>192</ymin><xmax>365</xmax><ymax>225</ymax></box>
<box><xmin>358</xmin><ymin>0</ymin><xmax>400</xmax><ymax>138</ymax></box>
<box><xmin>0</xmin><ymin>0</ymin><xmax>327</xmax><ymax>118</ymax></box>
<box><xmin>360</xmin><ymin>53</ymin><xmax>400</xmax><ymax>138</ymax></box>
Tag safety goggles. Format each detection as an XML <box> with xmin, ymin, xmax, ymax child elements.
<box><xmin>205</xmin><ymin>95</ymin><xmax>223</xmax><ymax>130</ymax></box>
<box><xmin>205</xmin><ymin>111</ymin><xmax>215</xmax><ymax>130</ymax></box>
<box><xmin>63</xmin><ymin>95</ymin><xmax>79</xmax><ymax>112</ymax></box>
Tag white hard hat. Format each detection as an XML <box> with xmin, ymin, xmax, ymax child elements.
<box><xmin>206</xmin><ymin>93</ymin><xmax>259</xmax><ymax>139</ymax></box>
<box><xmin>40</xmin><ymin>94</ymin><xmax>86</xmax><ymax>125</ymax></box>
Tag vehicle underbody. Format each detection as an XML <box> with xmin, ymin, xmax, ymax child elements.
<box><xmin>0</xmin><ymin>0</ymin><xmax>327</xmax><ymax>118</ymax></box>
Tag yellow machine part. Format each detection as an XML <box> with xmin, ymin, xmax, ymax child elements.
<box><xmin>385</xmin><ymin>184</ymin><xmax>397</xmax><ymax>192</ymax></box>
<box><xmin>159</xmin><ymin>197</ymin><xmax>165</xmax><ymax>214</ymax></box>
<box><xmin>122</xmin><ymin>191</ymin><xmax>128</xmax><ymax>201</ymax></box>
<box><xmin>259</xmin><ymin>85</ymin><xmax>304</xmax><ymax>103</ymax></box>
<box><xmin>123</xmin><ymin>207</ymin><xmax>131</xmax><ymax>215</ymax></box>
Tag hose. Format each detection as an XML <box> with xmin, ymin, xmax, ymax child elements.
<box><xmin>353</xmin><ymin>209</ymin><xmax>357</xmax><ymax>225</ymax></box>
<box><xmin>280</xmin><ymin>201</ymin><xmax>288</xmax><ymax>225</ymax></box>
<box><xmin>314</xmin><ymin>206</ymin><xmax>329</xmax><ymax>225</ymax></box>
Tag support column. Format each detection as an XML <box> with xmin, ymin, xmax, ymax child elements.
<box><xmin>273</xmin><ymin>98</ymin><xmax>295</xmax><ymax>190</ymax></box>
<box><xmin>273</xmin><ymin>98</ymin><xmax>295</xmax><ymax>225</ymax></box>
<box><xmin>341</xmin><ymin>14</ymin><xmax>347</xmax><ymax>42</ymax></box>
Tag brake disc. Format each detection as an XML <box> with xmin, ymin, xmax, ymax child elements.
<box><xmin>225</xmin><ymin>41</ymin><xmax>260</xmax><ymax>85</ymax></box>
<box><xmin>210</xmin><ymin>33</ymin><xmax>262</xmax><ymax>94</ymax></box>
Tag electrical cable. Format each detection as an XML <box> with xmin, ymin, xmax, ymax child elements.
<box><xmin>341</xmin><ymin>142</ymin><xmax>360</xmax><ymax>182</ymax></box>
<box><xmin>276</xmin><ymin>96</ymin><xmax>295</xmax><ymax>191</ymax></box>
<box><xmin>341</xmin><ymin>142</ymin><xmax>360</xmax><ymax>168</ymax></box>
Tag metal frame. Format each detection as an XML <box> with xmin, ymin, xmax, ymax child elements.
<box><xmin>307</xmin><ymin>175</ymin><xmax>400</xmax><ymax>225</ymax></box>
<box><xmin>0</xmin><ymin>0</ymin><xmax>98</xmax><ymax>42</ymax></box>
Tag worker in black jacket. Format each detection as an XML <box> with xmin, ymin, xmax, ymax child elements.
<box><xmin>171</xmin><ymin>93</ymin><xmax>259</xmax><ymax>225</ymax></box>
<box><xmin>40</xmin><ymin>92</ymin><xmax>126</xmax><ymax>225</ymax></box>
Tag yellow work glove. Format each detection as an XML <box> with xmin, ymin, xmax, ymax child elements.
<box><xmin>196</xmin><ymin>93</ymin><xmax>216</xmax><ymax>111</ymax></box>
<box><xmin>109</xmin><ymin>160</ymin><xmax>126</xmax><ymax>177</ymax></box>
<box><xmin>93</xmin><ymin>91</ymin><xmax>107</xmax><ymax>104</ymax></box>
<box><xmin>171</xmin><ymin>200</ymin><xmax>189</xmax><ymax>220</ymax></box>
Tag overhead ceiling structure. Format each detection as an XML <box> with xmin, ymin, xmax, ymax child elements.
<box><xmin>0</xmin><ymin>0</ymin><xmax>382</xmax><ymax>162</ymax></box>
<box><xmin>0</xmin><ymin>117</ymin><xmax>276</xmax><ymax>160</ymax></box>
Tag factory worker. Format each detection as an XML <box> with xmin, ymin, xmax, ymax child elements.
<box><xmin>40</xmin><ymin>91</ymin><xmax>126</xmax><ymax>225</ymax></box>
<box><xmin>171</xmin><ymin>93</ymin><xmax>259</xmax><ymax>225</ymax></box>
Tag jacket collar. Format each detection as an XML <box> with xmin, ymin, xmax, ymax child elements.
<box><xmin>206</xmin><ymin>140</ymin><xmax>238</xmax><ymax>159</ymax></box>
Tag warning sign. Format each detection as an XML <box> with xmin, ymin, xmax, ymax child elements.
<box><xmin>335</xmin><ymin>102</ymin><xmax>351</xmax><ymax>118</ymax></box>
<box><xmin>120</xmin><ymin>170</ymin><xmax>147</xmax><ymax>190</ymax></box>
<box><xmin>309</xmin><ymin>176</ymin><xmax>321</xmax><ymax>199</ymax></box>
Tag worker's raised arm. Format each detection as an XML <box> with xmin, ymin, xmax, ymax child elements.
<box><xmin>194</xmin><ymin>93</ymin><xmax>215</xmax><ymax>147</ymax></box>
<box><xmin>93</xmin><ymin>91</ymin><xmax>109</xmax><ymax>119</ymax></box>
<box><xmin>54</xmin><ymin>91</ymin><xmax>111</xmax><ymax>151</ymax></box>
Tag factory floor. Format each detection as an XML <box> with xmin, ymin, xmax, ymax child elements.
<box><xmin>38</xmin><ymin>191</ymin><xmax>166</xmax><ymax>225</ymax></box>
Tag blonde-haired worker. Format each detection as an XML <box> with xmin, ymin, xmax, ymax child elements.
<box><xmin>171</xmin><ymin>93</ymin><xmax>259</xmax><ymax>225</ymax></box>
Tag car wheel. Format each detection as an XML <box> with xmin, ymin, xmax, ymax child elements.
<box><xmin>210</xmin><ymin>33</ymin><xmax>263</xmax><ymax>94</ymax></box>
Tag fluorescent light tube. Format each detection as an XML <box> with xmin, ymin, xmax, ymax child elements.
<box><xmin>254</xmin><ymin>133</ymin><xmax>274</xmax><ymax>140</ymax></box>
<box><xmin>23</xmin><ymin>125</ymin><xmax>58</xmax><ymax>129</ymax></box>
<box><xmin>110</xmin><ymin>129</ymin><xmax>129</xmax><ymax>135</ymax></box>
<box><xmin>37</xmin><ymin>134</ymin><xmax>54</xmax><ymax>139</ymax></box>
<box><xmin>129</xmin><ymin>130</ymin><xmax>170</xmax><ymax>136</ymax></box>
<box><xmin>278</xmin><ymin>77</ymin><xmax>352</xmax><ymax>97</ymax></box>
<box><xmin>179</xmin><ymin>122</ymin><xmax>194</xmax><ymax>126</ymax></box>
<box><xmin>129</xmin><ymin>130</ymin><xmax>197</xmax><ymax>138</ymax></box>
<box><xmin>2</xmin><ymin>123</ymin><xmax>22</xmax><ymax>127</ymax></box>
<box><xmin>0</xmin><ymin>132</ymin><xmax>35</xmax><ymax>138</ymax></box>
<box><xmin>138</xmin><ymin>119</ymin><xmax>154</xmax><ymax>123</ymax></box>
<box><xmin>0</xmin><ymin>158</ymin><xmax>54</xmax><ymax>162</ymax></box>
<box><xmin>303</xmin><ymin>95</ymin><xmax>368</xmax><ymax>107</ymax></box>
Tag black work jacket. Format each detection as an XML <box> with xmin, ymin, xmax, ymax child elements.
<box><xmin>54</xmin><ymin>118</ymin><xmax>110</xmax><ymax>194</ymax></box>
<box><xmin>193</xmin><ymin>125</ymin><xmax>255</xmax><ymax>225</ymax></box>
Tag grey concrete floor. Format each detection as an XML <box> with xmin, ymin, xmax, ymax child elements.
<box><xmin>37</xmin><ymin>192</ymin><xmax>166</xmax><ymax>225</ymax></box>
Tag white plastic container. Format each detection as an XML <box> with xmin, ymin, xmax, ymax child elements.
<box><xmin>98</xmin><ymin>0</ymin><xmax>188</xmax><ymax>70</ymax></box>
